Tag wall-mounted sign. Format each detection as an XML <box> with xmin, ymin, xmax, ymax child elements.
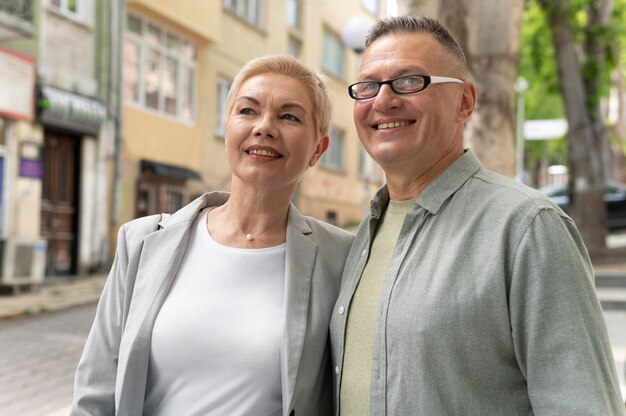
<box><xmin>19</xmin><ymin>141</ymin><xmax>43</xmax><ymax>179</ymax></box>
<box><xmin>38</xmin><ymin>85</ymin><xmax>108</xmax><ymax>136</ymax></box>
<box><xmin>0</xmin><ymin>47</ymin><xmax>36</xmax><ymax>121</ymax></box>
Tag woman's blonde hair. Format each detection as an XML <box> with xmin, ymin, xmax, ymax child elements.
<box><xmin>224</xmin><ymin>55</ymin><xmax>332</xmax><ymax>137</ymax></box>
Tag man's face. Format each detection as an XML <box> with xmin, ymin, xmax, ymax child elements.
<box><xmin>353</xmin><ymin>32</ymin><xmax>473</xmax><ymax>171</ymax></box>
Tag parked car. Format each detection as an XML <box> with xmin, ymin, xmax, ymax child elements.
<box><xmin>539</xmin><ymin>181</ymin><xmax>626</xmax><ymax>231</ymax></box>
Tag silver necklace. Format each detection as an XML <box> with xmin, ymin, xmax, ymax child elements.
<box><xmin>223</xmin><ymin>205</ymin><xmax>284</xmax><ymax>241</ymax></box>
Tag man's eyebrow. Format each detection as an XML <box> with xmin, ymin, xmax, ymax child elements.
<box><xmin>359</xmin><ymin>66</ymin><xmax>427</xmax><ymax>80</ymax></box>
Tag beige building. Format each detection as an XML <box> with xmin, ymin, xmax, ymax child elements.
<box><xmin>120</xmin><ymin>0</ymin><xmax>386</xmax><ymax>234</ymax></box>
<box><xmin>0</xmin><ymin>0</ymin><xmax>112</xmax><ymax>282</ymax></box>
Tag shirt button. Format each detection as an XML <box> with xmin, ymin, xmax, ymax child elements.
<box><xmin>361</xmin><ymin>249</ymin><xmax>367</xmax><ymax>257</ymax></box>
<box><xmin>338</xmin><ymin>306</ymin><xmax>345</xmax><ymax>315</ymax></box>
<box><xmin>335</xmin><ymin>366</ymin><xmax>340</xmax><ymax>375</ymax></box>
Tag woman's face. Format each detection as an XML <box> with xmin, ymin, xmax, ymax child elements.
<box><xmin>225</xmin><ymin>73</ymin><xmax>328</xmax><ymax>192</ymax></box>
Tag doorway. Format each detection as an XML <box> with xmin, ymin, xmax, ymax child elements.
<box><xmin>41</xmin><ymin>131</ymin><xmax>80</xmax><ymax>276</ymax></box>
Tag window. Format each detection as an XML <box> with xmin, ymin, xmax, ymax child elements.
<box><xmin>320</xmin><ymin>127</ymin><xmax>344</xmax><ymax>171</ymax></box>
<box><xmin>136</xmin><ymin>179</ymin><xmax>186</xmax><ymax>218</ymax></box>
<box><xmin>286</xmin><ymin>0</ymin><xmax>302</xmax><ymax>57</ymax></box>
<box><xmin>361</xmin><ymin>0</ymin><xmax>380</xmax><ymax>16</ymax></box>
<box><xmin>216</xmin><ymin>77</ymin><xmax>231</xmax><ymax>137</ymax></box>
<box><xmin>223</xmin><ymin>0</ymin><xmax>263</xmax><ymax>28</ymax></box>
<box><xmin>286</xmin><ymin>0</ymin><xmax>301</xmax><ymax>30</ymax></box>
<box><xmin>288</xmin><ymin>35</ymin><xmax>302</xmax><ymax>57</ymax></box>
<box><xmin>322</xmin><ymin>28</ymin><xmax>345</xmax><ymax>79</ymax></box>
<box><xmin>47</xmin><ymin>0</ymin><xmax>92</xmax><ymax>24</ymax></box>
<box><xmin>124</xmin><ymin>13</ymin><xmax>196</xmax><ymax>122</ymax></box>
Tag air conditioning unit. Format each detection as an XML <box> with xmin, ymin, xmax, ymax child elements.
<box><xmin>0</xmin><ymin>238</ymin><xmax>47</xmax><ymax>291</ymax></box>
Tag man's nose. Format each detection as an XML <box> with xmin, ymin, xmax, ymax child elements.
<box><xmin>372</xmin><ymin>84</ymin><xmax>401</xmax><ymax>111</ymax></box>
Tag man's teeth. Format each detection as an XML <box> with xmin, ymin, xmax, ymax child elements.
<box><xmin>249</xmin><ymin>149</ymin><xmax>280</xmax><ymax>157</ymax></box>
<box><xmin>378</xmin><ymin>121</ymin><xmax>411</xmax><ymax>130</ymax></box>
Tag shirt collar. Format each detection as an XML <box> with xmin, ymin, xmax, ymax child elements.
<box><xmin>370</xmin><ymin>149</ymin><xmax>482</xmax><ymax>217</ymax></box>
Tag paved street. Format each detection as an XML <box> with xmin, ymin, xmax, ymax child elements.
<box><xmin>0</xmin><ymin>294</ymin><xmax>625</xmax><ymax>415</ymax></box>
<box><xmin>0</xmin><ymin>303</ymin><xmax>96</xmax><ymax>416</ymax></box>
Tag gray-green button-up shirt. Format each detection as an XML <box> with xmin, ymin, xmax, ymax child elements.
<box><xmin>330</xmin><ymin>150</ymin><xmax>623</xmax><ymax>415</ymax></box>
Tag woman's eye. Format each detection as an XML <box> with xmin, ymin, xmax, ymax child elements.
<box><xmin>281</xmin><ymin>114</ymin><xmax>300</xmax><ymax>122</ymax></box>
<box><xmin>239</xmin><ymin>108</ymin><xmax>255</xmax><ymax>115</ymax></box>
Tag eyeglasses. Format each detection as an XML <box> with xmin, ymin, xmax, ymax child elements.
<box><xmin>348</xmin><ymin>74</ymin><xmax>464</xmax><ymax>100</ymax></box>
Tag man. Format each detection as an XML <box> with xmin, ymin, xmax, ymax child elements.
<box><xmin>330</xmin><ymin>15</ymin><xmax>624</xmax><ymax>415</ymax></box>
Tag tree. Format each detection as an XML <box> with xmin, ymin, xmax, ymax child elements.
<box><xmin>536</xmin><ymin>0</ymin><xmax>612</xmax><ymax>252</ymax></box>
<box><xmin>397</xmin><ymin>0</ymin><xmax>525</xmax><ymax>178</ymax></box>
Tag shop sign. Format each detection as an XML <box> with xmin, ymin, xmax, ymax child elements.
<box><xmin>0</xmin><ymin>47</ymin><xmax>36</xmax><ymax>121</ymax></box>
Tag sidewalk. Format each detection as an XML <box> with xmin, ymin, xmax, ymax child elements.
<box><xmin>0</xmin><ymin>275</ymin><xmax>107</xmax><ymax>320</ymax></box>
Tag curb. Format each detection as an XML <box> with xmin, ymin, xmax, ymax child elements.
<box><xmin>0</xmin><ymin>275</ymin><xmax>107</xmax><ymax>320</ymax></box>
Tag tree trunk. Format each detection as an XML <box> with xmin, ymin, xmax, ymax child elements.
<box><xmin>397</xmin><ymin>0</ymin><xmax>524</xmax><ymax>178</ymax></box>
<box><xmin>538</xmin><ymin>0</ymin><xmax>608</xmax><ymax>252</ymax></box>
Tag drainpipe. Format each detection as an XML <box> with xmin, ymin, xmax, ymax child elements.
<box><xmin>110</xmin><ymin>0</ymin><xmax>125</xmax><ymax>228</ymax></box>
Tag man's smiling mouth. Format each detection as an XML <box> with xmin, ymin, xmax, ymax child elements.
<box><xmin>376</xmin><ymin>120</ymin><xmax>414</xmax><ymax>130</ymax></box>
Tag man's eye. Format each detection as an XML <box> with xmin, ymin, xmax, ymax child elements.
<box><xmin>395</xmin><ymin>76</ymin><xmax>422</xmax><ymax>89</ymax></box>
<box><xmin>360</xmin><ymin>82</ymin><xmax>379</xmax><ymax>92</ymax></box>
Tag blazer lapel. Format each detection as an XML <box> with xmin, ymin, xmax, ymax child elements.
<box><xmin>117</xmin><ymin>193</ymin><xmax>230</xmax><ymax>414</ymax></box>
<box><xmin>281</xmin><ymin>205</ymin><xmax>317</xmax><ymax>413</ymax></box>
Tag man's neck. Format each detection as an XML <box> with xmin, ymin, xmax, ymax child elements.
<box><xmin>385</xmin><ymin>147</ymin><xmax>464</xmax><ymax>200</ymax></box>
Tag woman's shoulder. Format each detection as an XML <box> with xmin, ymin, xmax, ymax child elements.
<box><xmin>303</xmin><ymin>216</ymin><xmax>354</xmax><ymax>244</ymax></box>
<box><xmin>118</xmin><ymin>214</ymin><xmax>164</xmax><ymax>244</ymax></box>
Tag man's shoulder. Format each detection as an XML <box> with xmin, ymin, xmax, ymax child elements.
<box><xmin>469</xmin><ymin>169</ymin><xmax>560</xmax><ymax>213</ymax></box>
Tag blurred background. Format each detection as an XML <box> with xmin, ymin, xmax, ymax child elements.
<box><xmin>1</xmin><ymin>0</ymin><xmax>626</xmax><ymax>283</ymax></box>
<box><xmin>1</xmin><ymin>1</ymin><xmax>626</xmax><ymax>414</ymax></box>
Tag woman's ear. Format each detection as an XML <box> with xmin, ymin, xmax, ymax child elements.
<box><xmin>308</xmin><ymin>135</ymin><xmax>330</xmax><ymax>167</ymax></box>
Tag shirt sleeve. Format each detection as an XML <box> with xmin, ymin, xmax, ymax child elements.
<box><xmin>70</xmin><ymin>224</ymin><xmax>131</xmax><ymax>416</ymax></box>
<box><xmin>509</xmin><ymin>207</ymin><xmax>624</xmax><ymax>414</ymax></box>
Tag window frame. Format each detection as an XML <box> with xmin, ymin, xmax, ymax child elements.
<box><xmin>216</xmin><ymin>77</ymin><xmax>232</xmax><ymax>138</ymax></box>
<box><xmin>124</xmin><ymin>13</ymin><xmax>197</xmax><ymax>123</ymax></box>
<box><xmin>319</xmin><ymin>126</ymin><xmax>345</xmax><ymax>172</ymax></box>
<box><xmin>47</xmin><ymin>0</ymin><xmax>94</xmax><ymax>26</ymax></box>
<box><xmin>223</xmin><ymin>0</ymin><xmax>264</xmax><ymax>28</ymax></box>
<box><xmin>322</xmin><ymin>27</ymin><xmax>345</xmax><ymax>80</ymax></box>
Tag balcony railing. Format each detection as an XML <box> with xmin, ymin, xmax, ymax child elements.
<box><xmin>0</xmin><ymin>0</ymin><xmax>35</xmax><ymax>38</ymax></box>
<box><xmin>0</xmin><ymin>0</ymin><xmax>34</xmax><ymax>23</ymax></box>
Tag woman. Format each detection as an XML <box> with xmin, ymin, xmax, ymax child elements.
<box><xmin>71</xmin><ymin>55</ymin><xmax>354</xmax><ymax>416</ymax></box>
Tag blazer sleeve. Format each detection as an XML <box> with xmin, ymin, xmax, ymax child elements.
<box><xmin>71</xmin><ymin>216</ymin><xmax>159</xmax><ymax>415</ymax></box>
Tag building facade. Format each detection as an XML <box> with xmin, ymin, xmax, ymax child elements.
<box><xmin>0</xmin><ymin>0</ymin><xmax>387</xmax><ymax>284</ymax></box>
<box><xmin>0</xmin><ymin>0</ymin><xmax>114</xmax><ymax>284</ymax></box>
<box><xmin>119</xmin><ymin>0</ymin><xmax>386</xmax><ymax>234</ymax></box>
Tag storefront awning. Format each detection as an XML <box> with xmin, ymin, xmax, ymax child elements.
<box><xmin>140</xmin><ymin>159</ymin><xmax>201</xmax><ymax>180</ymax></box>
<box><xmin>37</xmin><ymin>85</ymin><xmax>108</xmax><ymax>136</ymax></box>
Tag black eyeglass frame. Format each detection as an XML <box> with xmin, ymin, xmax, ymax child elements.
<box><xmin>348</xmin><ymin>74</ymin><xmax>464</xmax><ymax>100</ymax></box>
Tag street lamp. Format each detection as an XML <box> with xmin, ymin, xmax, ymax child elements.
<box><xmin>341</xmin><ymin>15</ymin><xmax>372</xmax><ymax>53</ymax></box>
<box><xmin>515</xmin><ymin>76</ymin><xmax>529</xmax><ymax>183</ymax></box>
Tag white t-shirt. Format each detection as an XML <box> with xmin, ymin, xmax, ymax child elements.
<box><xmin>144</xmin><ymin>208</ymin><xmax>286</xmax><ymax>416</ymax></box>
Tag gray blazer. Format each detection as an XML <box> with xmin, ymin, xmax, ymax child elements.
<box><xmin>71</xmin><ymin>192</ymin><xmax>353</xmax><ymax>416</ymax></box>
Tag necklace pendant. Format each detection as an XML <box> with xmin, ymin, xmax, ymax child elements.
<box><xmin>244</xmin><ymin>233</ymin><xmax>254</xmax><ymax>241</ymax></box>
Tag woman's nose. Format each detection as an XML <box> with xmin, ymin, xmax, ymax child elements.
<box><xmin>252</xmin><ymin>114</ymin><xmax>278</xmax><ymax>138</ymax></box>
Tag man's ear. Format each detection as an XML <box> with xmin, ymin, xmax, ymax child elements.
<box><xmin>457</xmin><ymin>82</ymin><xmax>477</xmax><ymax>123</ymax></box>
<box><xmin>308</xmin><ymin>135</ymin><xmax>330</xmax><ymax>167</ymax></box>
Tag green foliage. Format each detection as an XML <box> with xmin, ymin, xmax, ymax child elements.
<box><xmin>519</xmin><ymin>0</ymin><xmax>626</xmax><ymax>181</ymax></box>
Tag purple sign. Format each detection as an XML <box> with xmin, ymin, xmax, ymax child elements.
<box><xmin>19</xmin><ymin>159</ymin><xmax>43</xmax><ymax>179</ymax></box>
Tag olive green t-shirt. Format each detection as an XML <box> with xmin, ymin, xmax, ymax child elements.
<box><xmin>340</xmin><ymin>199</ymin><xmax>414</xmax><ymax>416</ymax></box>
